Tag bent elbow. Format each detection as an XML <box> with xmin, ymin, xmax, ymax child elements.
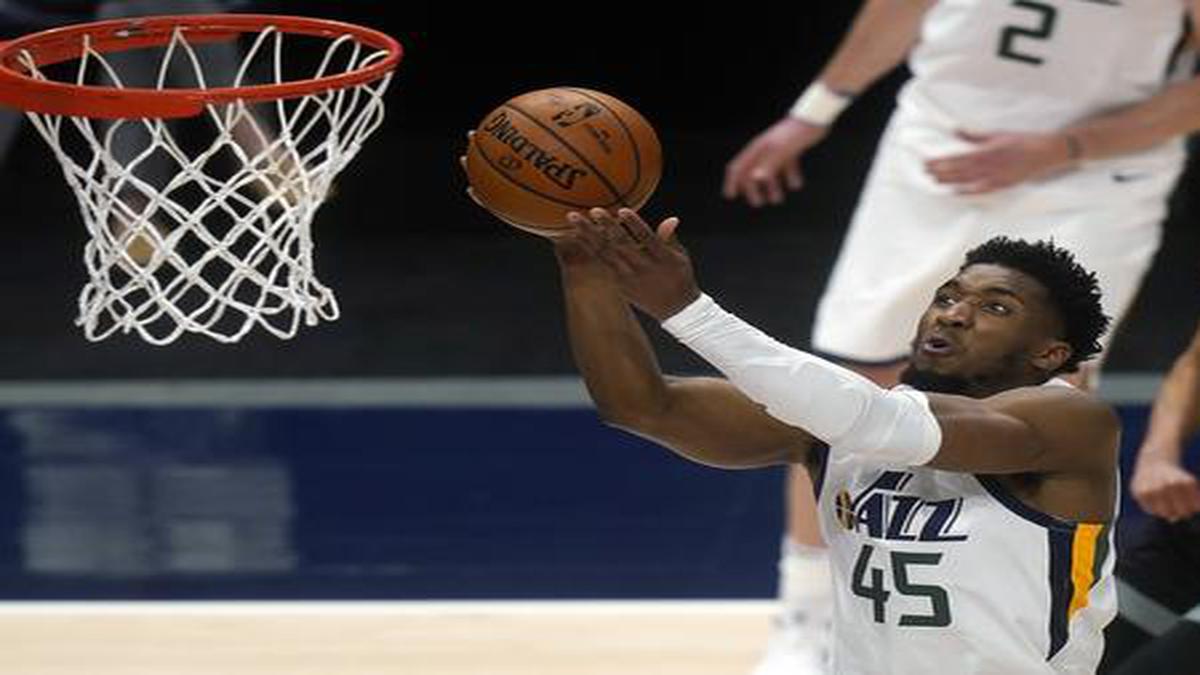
<box><xmin>594</xmin><ymin>403</ymin><xmax>658</xmax><ymax>434</ymax></box>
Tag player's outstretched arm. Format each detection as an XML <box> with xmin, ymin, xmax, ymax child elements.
<box><xmin>1129</xmin><ymin>320</ymin><xmax>1200</xmax><ymax>521</ymax></box>
<box><xmin>554</xmin><ymin>218</ymin><xmax>813</xmax><ymax>470</ymax></box>
<box><xmin>574</xmin><ymin>207</ymin><xmax>943</xmax><ymax>471</ymax></box>
<box><xmin>723</xmin><ymin>0</ymin><xmax>935</xmax><ymax>207</ymax></box>
<box><xmin>573</xmin><ymin>208</ymin><xmax>1118</xmax><ymax>508</ymax></box>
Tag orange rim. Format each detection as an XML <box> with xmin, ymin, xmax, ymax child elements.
<box><xmin>0</xmin><ymin>13</ymin><xmax>403</xmax><ymax>118</ymax></box>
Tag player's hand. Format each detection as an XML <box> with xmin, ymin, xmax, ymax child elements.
<box><xmin>723</xmin><ymin>117</ymin><xmax>829</xmax><ymax>207</ymax></box>
<box><xmin>924</xmin><ymin>130</ymin><xmax>1076</xmax><ymax>195</ymax></box>
<box><xmin>566</xmin><ymin>208</ymin><xmax>699</xmax><ymax>321</ymax></box>
<box><xmin>1130</xmin><ymin>454</ymin><xmax>1200</xmax><ymax>522</ymax></box>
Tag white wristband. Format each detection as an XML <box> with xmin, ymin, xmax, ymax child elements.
<box><xmin>788</xmin><ymin>82</ymin><xmax>853</xmax><ymax>126</ymax></box>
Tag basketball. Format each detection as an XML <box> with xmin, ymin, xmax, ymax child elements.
<box><xmin>464</xmin><ymin>87</ymin><xmax>662</xmax><ymax>236</ymax></box>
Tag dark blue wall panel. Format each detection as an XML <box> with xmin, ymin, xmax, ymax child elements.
<box><xmin>0</xmin><ymin>404</ymin><xmax>1186</xmax><ymax>599</ymax></box>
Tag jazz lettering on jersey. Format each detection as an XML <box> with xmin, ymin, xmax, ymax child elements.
<box><xmin>835</xmin><ymin>471</ymin><xmax>968</xmax><ymax>543</ymax></box>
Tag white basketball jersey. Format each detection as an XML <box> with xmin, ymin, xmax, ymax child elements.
<box><xmin>899</xmin><ymin>0</ymin><xmax>1192</xmax><ymax>163</ymax></box>
<box><xmin>817</xmin><ymin>388</ymin><xmax>1117</xmax><ymax>674</ymax></box>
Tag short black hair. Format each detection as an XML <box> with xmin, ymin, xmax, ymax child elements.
<box><xmin>962</xmin><ymin>237</ymin><xmax>1110</xmax><ymax>374</ymax></box>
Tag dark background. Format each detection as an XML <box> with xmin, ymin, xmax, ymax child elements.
<box><xmin>0</xmin><ymin>1</ymin><xmax>1196</xmax><ymax>379</ymax></box>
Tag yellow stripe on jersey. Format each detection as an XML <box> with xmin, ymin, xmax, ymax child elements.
<box><xmin>1068</xmin><ymin>523</ymin><xmax>1104</xmax><ymax>618</ymax></box>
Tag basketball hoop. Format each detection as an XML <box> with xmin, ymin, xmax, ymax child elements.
<box><xmin>0</xmin><ymin>14</ymin><xmax>402</xmax><ymax>344</ymax></box>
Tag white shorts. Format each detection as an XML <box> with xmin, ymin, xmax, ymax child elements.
<box><xmin>812</xmin><ymin>112</ymin><xmax>1185</xmax><ymax>363</ymax></box>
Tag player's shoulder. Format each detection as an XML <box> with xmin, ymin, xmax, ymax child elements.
<box><xmin>988</xmin><ymin>378</ymin><xmax>1119</xmax><ymax>435</ymax></box>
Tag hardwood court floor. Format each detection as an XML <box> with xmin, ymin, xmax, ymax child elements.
<box><xmin>0</xmin><ymin>601</ymin><xmax>774</xmax><ymax>675</ymax></box>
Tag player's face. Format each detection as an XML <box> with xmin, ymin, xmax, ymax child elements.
<box><xmin>903</xmin><ymin>264</ymin><xmax>1069</xmax><ymax>396</ymax></box>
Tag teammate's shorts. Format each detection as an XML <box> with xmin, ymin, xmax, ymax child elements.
<box><xmin>812</xmin><ymin>110</ymin><xmax>1185</xmax><ymax>364</ymax></box>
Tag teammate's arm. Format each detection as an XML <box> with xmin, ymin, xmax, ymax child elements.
<box><xmin>723</xmin><ymin>0</ymin><xmax>935</xmax><ymax>207</ymax></box>
<box><xmin>1063</xmin><ymin>0</ymin><xmax>1200</xmax><ymax>162</ymax></box>
<box><xmin>810</xmin><ymin>0</ymin><xmax>935</xmax><ymax>98</ymax></box>
<box><xmin>1066</xmin><ymin>75</ymin><xmax>1200</xmax><ymax>162</ymax></box>
<box><xmin>555</xmin><ymin>217</ymin><xmax>814</xmax><ymax>470</ymax></box>
<box><xmin>1129</xmin><ymin>320</ymin><xmax>1200</xmax><ymax>521</ymax></box>
<box><xmin>926</xmin><ymin>0</ymin><xmax>1200</xmax><ymax>194</ymax></box>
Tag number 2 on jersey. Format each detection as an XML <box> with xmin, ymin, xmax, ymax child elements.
<box><xmin>998</xmin><ymin>0</ymin><xmax>1058</xmax><ymax>66</ymax></box>
<box><xmin>851</xmin><ymin>543</ymin><xmax>952</xmax><ymax>627</ymax></box>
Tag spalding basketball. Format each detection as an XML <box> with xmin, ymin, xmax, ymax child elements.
<box><xmin>464</xmin><ymin>87</ymin><xmax>662</xmax><ymax>236</ymax></box>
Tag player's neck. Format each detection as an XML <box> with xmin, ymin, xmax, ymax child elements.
<box><xmin>900</xmin><ymin>366</ymin><xmax>1051</xmax><ymax>398</ymax></box>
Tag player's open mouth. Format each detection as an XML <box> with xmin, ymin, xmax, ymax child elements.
<box><xmin>921</xmin><ymin>335</ymin><xmax>957</xmax><ymax>356</ymax></box>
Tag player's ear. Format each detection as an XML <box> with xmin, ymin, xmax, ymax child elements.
<box><xmin>1030</xmin><ymin>339</ymin><xmax>1071</xmax><ymax>374</ymax></box>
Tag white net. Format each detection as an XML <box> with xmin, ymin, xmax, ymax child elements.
<box><xmin>17</xmin><ymin>23</ymin><xmax>394</xmax><ymax>344</ymax></box>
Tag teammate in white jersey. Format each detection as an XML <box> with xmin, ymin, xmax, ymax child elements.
<box><xmin>541</xmin><ymin>207</ymin><xmax>1118</xmax><ymax>674</ymax></box>
<box><xmin>723</xmin><ymin>2</ymin><xmax>1200</xmax><ymax>670</ymax></box>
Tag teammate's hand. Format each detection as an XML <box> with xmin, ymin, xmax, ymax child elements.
<box><xmin>1130</xmin><ymin>455</ymin><xmax>1200</xmax><ymax>522</ymax></box>
<box><xmin>924</xmin><ymin>130</ymin><xmax>1077</xmax><ymax>195</ymax></box>
<box><xmin>723</xmin><ymin>117</ymin><xmax>829</xmax><ymax>207</ymax></box>
<box><xmin>566</xmin><ymin>208</ymin><xmax>699</xmax><ymax>321</ymax></box>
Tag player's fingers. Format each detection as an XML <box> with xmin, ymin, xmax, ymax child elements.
<box><xmin>588</xmin><ymin>207</ymin><xmax>635</xmax><ymax>251</ymax></box>
<box><xmin>925</xmin><ymin>162</ymin><xmax>964</xmax><ymax>183</ymax></box>
<box><xmin>742</xmin><ymin>175</ymin><xmax>767</xmax><ymax>207</ymax></box>
<box><xmin>926</xmin><ymin>156</ymin><xmax>991</xmax><ymax>182</ymax></box>
<box><xmin>784</xmin><ymin>160</ymin><xmax>804</xmax><ymax>191</ymax></box>
<box><xmin>657</xmin><ymin>217</ymin><xmax>682</xmax><ymax>248</ymax></box>
<box><xmin>1146</xmin><ymin>490</ymin><xmax>1184</xmax><ymax>521</ymax></box>
<box><xmin>723</xmin><ymin>143</ymin><xmax>766</xmax><ymax>199</ymax></box>
<box><xmin>588</xmin><ymin>207</ymin><xmax>626</xmax><ymax>236</ymax></box>
<box><xmin>567</xmin><ymin>211</ymin><xmax>606</xmax><ymax>253</ymax></box>
<box><xmin>1135</xmin><ymin>491</ymin><xmax>1170</xmax><ymax>519</ymax></box>
<box><xmin>593</xmin><ymin>208</ymin><xmax>648</xmax><ymax>268</ymax></box>
<box><xmin>756</xmin><ymin>168</ymin><xmax>787</xmax><ymax>205</ymax></box>
<box><xmin>954</xmin><ymin>178</ymin><xmax>1007</xmax><ymax>195</ymax></box>
<box><xmin>743</xmin><ymin>167</ymin><xmax>784</xmax><ymax>207</ymax></box>
<box><xmin>575</xmin><ymin>211</ymin><xmax>635</xmax><ymax>275</ymax></box>
<box><xmin>936</xmin><ymin>169</ymin><xmax>997</xmax><ymax>188</ymax></box>
<box><xmin>1182</xmin><ymin>483</ymin><xmax>1200</xmax><ymax>517</ymax></box>
<box><xmin>722</xmin><ymin>161</ymin><xmax>746</xmax><ymax>200</ymax></box>
<box><xmin>1163</xmin><ymin>497</ymin><xmax>1191</xmax><ymax>522</ymax></box>
<box><xmin>926</xmin><ymin>149</ymin><xmax>995</xmax><ymax>174</ymax></box>
<box><xmin>1155</xmin><ymin>489</ymin><xmax>1188</xmax><ymax>521</ymax></box>
<box><xmin>956</xmin><ymin>129</ymin><xmax>994</xmax><ymax>144</ymax></box>
<box><xmin>1168</xmin><ymin>479</ymin><xmax>1200</xmax><ymax>518</ymax></box>
<box><xmin>615</xmin><ymin>209</ymin><xmax>657</xmax><ymax>246</ymax></box>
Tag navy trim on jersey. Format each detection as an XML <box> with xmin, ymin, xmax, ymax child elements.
<box><xmin>1047</xmin><ymin>526</ymin><xmax>1078</xmax><ymax>660</ymax></box>
<box><xmin>809</xmin><ymin>442</ymin><xmax>830</xmax><ymax>501</ymax></box>
<box><xmin>1163</xmin><ymin>14</ymin><xmax>1195</xmax><ymax>81</ymax></box>
<box><xmin>978</xmin><ymin>475</ymin><xmax>1108</xmax><ymax>660</ymax></box>
<box><xmin>975</xmin><ymin>475</ymin><xmax>1075</xmax><ymax>531</ymax></box>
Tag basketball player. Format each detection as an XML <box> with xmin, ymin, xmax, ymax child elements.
<box><xmin>542</xmin><ymin>206</ymin><xmax>1115</xmax><ymax>673</ymax></box>
<box><xmin>723</xmin><ymin>2</ymin><xmax>1200</xmax><ymax>670</ymax></box>
<box><xmin>1099</xmin><ymin>319</ymin><xmax>1200</xmax><ymax>673</ymax></box>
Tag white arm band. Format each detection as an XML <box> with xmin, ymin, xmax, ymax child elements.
<box><xmin>661</xmin><ymin>294</ymin><xmax>942</xmax><ymax>467</ymax></box>
<box><xmin>788</xmin><ymin>82</ymin><xmax>853</xmax><ymax>126</ymax></box>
